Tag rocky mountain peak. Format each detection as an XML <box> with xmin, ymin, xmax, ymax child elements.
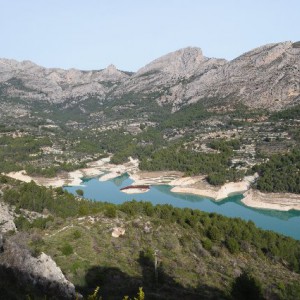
<box><xmin>106</xmin><ymin>64</ymin><xmax>117</xmax><ymax>71</ymax></box>
<box><xmin>0</xmin><ymin>58</ymin><xmax>19</xmax><ymax>68</ymax></box>
<box><xmin>100</xmin><ymin>64</ymin><xmax>128</xmax><ymax>81</ymax></box>
<box><xmin>0</xmin><ymin>41</ymin><xmax>299</xmax><ymax>110</ymax></box>
<box><xmin>136</xmin><ymin>47</ymin><xmax>207</xmax><ymax>77</ymax></box>
<box><xmin>0</xmin><ymin>58</ymin><xmax>40</xmax><ymax>72</ymax></box>
<box><xmin>19</xmin><ymin>60</ymin><xmax>39</xmax><ymax>69</ymax></box>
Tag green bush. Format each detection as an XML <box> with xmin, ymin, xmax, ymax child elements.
<box><xmin>104</xmin><ymin>205</ymin><xmax>117</xmax><ymax>218</ymax></box>
<box><xmin>73</xmin><ymin>230</ymin><xmax>82</xmax><ymax>239</ymax></box>
<box><xmin>61</xmin><ymin>243</ymin><xmax>74</xmax><ymax>256</ymax></box>
<box><xmin>14</xmin><ymin>215</ymin><xmax>31</xmax><ymax>231</ymax></box>
<box><xmin>207</xmin><ymin>225</ymin><xmax>223</xmax><ymax>242</ymax></box>
<box><xmin>226</xmin><ymin>237</ymin><xmax>240</xmax><ymax>254</ymax></box>
<box><xmin>206</xmin><ymin>172</ymin><xmax>227</xmax><ymax>186</ymax></box>
<box><xmin>30</xmin><ymin>235</ymin><xmax>45</xmax><ymax>257</ymax></box>
<box><xmin>202</xmin><ymin>238</ymin><xmax>213</xmax><ymax>251</ymax></box>
<box><xmin>31</xmin><ymin>216</ymin><xmax>54</xmax><ymax>229</ymax></box>
<box><xmin>0</xmin><ymin>175</ymin><xmax>8</xmax><ymax>183</ymax></box>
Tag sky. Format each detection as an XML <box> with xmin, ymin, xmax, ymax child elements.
<box><xmin>0</xmin><ymin>0</ymin><xmax>299</xmax><ymax>71</ymax></box>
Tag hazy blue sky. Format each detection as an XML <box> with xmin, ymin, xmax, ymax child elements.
<box><xmin>0</xmin><ymin>0</ymin><xmax>298</xmax><ymax>71</ymax></box>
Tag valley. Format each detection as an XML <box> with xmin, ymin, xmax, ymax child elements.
<box><xmin>0</xmin><ymin>41</ymin><xmax>300</xmax><ymax>299</ymax></box>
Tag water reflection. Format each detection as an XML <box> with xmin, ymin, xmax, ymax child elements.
<box><xmin>110</xmin><ymin>173</ymin><xmax>130</xmax><ymax>187</ymax></box>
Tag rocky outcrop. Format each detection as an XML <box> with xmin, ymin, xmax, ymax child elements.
<box><xmin>0</xmin><ymin>233</ymin><xmax>78</xmax><ymax>299</ymax></box>
<box><xmin>186</xmin><ymin>41</ymin><xmax>300</xmax><ymax>111</ymax></box>
<box><xmin>0</xmin><ymin>201</ymin><xmax>16</xmax><ymax>233</ymax></box>
<box><xmin>113</xmin><ymin>42</ymin><xmax>300</xmax><ymax>111</ymax></box>
<box><xmin>136</xmin><ymin>47</ymin><xmax>221</xmax><ymax>78</ymax></box>
<box><xmin>111</xmin><ymin>47</ymin><xmax>227</xmax><ymax>110</ymax></box>
<box><xmin>111</xmin><ymin>227</ymin><xmax>125</xmax><ymax>238</ymax></box>
<box><xmin>0</xmin><ymin>41</ymin><xmax>299</xmax><ymax>111</ymax></box>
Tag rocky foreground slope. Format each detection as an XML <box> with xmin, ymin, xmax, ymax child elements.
<box><xmin>0</xmin><ymin>41</ymin><xmax>299</xmax><ymax>112</ymax></box>
<box><xmin>0</xmin><ymin>234</ymin><xmax>77</xmax><ymax>299</ymax></box>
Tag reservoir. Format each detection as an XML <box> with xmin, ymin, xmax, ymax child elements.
<box><xmin>64</xmin><ymin>173</ymin><xmax>300</xmax><ymax>240</ymax></box>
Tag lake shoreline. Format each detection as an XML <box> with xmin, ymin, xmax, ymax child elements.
<box><xmin>242</xmin><ymin>189</ymin><xmax>300</xmax><ymax>211</ymax></box>
<box><xmin>4</xmin><ymin>158</ymin><xmax>300</xmax><ymax>212</ymax></box>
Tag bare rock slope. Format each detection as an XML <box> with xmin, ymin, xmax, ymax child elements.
<box><xmin>0</xmin><ymin>233</ymin><xmax>78</xmax><ymax>299</ymax></box>
<box><xmin>0</xmin><ymin>41</ymin><xmax>299</xmax><ymax>111</ymax></box>
<box><xmin>0</xmin><ymin>59</ymin><xmax>130</xmax><ymax>102</ymax></box>
<box><xmin>113</xmin><ymin>42</ymin><xmax>300</xmax><ymax>111</ymax></box>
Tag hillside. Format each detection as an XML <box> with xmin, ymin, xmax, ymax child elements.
<box><xmin>1</xmin><ymin>43</ymin><xmax>300</xmax><ymax>299</ymax></box>
<box><xmin>0</xmin><ymin>43</ymin><xmax>300</xmax><ymax>194</ymax></box>
<box><xmin>1</xmin><ymin>177</ymin><xmax>300</xmax><ymax>299</ymax></box>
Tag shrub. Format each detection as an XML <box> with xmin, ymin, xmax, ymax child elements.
<box><xmin>0</xmin><ymin>175</ymin><xmax>8</xmax><ymax>183</ymax></box>
<box><xmin>31</xmin><ymin>216</ymin><xmax>54</xmax><ymax>230</ymax></box>
<box><xmin>73</xmin><ymin>230</ymin><xmax>82</xmax><ymax>239</ymax></box>
<box><xmin>226</xmin><ymin>237</ymin><xmax>240</xmax><ymax>254</ymax></box>
<box><xmin>30</xmin><ymin>234</ymin><xmax>45</xmax><ymax>257</ymax></box>
<box><xmin>61</xmin><ymin>243</ymin><xmax>74</xmax><ymax>256</ymax></box>
<box><xmin>207</xmin><ymin>225</ymin><xmax>222</xmax><ymax>242</ymax></box>
<box><xmin>202</xmin><ymin>238</ymin><xmax>212</xmax><ymax>251</ymax></box>
<box><xmin>14</xmin><ymin>215</ymin><xmax>31</xmax><ymax>231</ymax></box>
<box><xmin>104</xmin><ymin>205</ymin><xmax>117</xmax><ymax>218</ymax></box>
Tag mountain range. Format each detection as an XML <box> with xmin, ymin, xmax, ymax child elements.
<box><xmin>0</xmin><ymin>41</ymin><xmax>300</xmax><ymax>117</ymax></box>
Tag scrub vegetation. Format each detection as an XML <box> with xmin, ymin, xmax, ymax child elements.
<box><xmin>1</xmin><ymin>177</ymin><xmax>300</xmax><ymax>299</ymax></box>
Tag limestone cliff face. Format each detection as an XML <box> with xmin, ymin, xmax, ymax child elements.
<box><xmin>111</xmin><ymin>47</ymin><xmax>227</xmax><ymax>109</ymax></box>
<box><xmin>0</xmin><ymin>41</ymin><xmax>299</xmax><ymax>111</ymax></box>
<box><xmin>112</xmin><ymin>42</ymin><xmax>300</xmax><ymax>111</ymax></box>
<box><xmin>183</xmin><ymin>42</ymin><xmax>300</xmax><ymax>111</ymax></box>
<box><xmin>137</xmin><ymin>47</ymin><xmax>214</xmax><ymax>77</ymax></box>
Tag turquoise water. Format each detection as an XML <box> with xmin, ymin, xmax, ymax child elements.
<box><xmin>64</xmin><ymin>173</ymin><xmax>300</xmax><ymax>240</ymax></box>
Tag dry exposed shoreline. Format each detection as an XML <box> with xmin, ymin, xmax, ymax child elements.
<box><xmin>242</xmin><ymin>189</ymin><xmax>300</xmax><ymax>211</ymax></box>
<box><xmin>4</xmin><ymin>158</ymin><xmax>300</xmax><ymax>212</ymax></box>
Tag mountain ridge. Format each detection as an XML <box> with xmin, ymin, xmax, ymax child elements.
<box><xmin>0</xmin><ymin>41</ymin><xmax>299</xmax><ymax>111</ymax></box>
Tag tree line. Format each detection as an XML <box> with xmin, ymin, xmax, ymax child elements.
<box><xmin>253</xmin><ymin>149</ymin><xmax>300</xmax><ymax>193</ymax></box>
